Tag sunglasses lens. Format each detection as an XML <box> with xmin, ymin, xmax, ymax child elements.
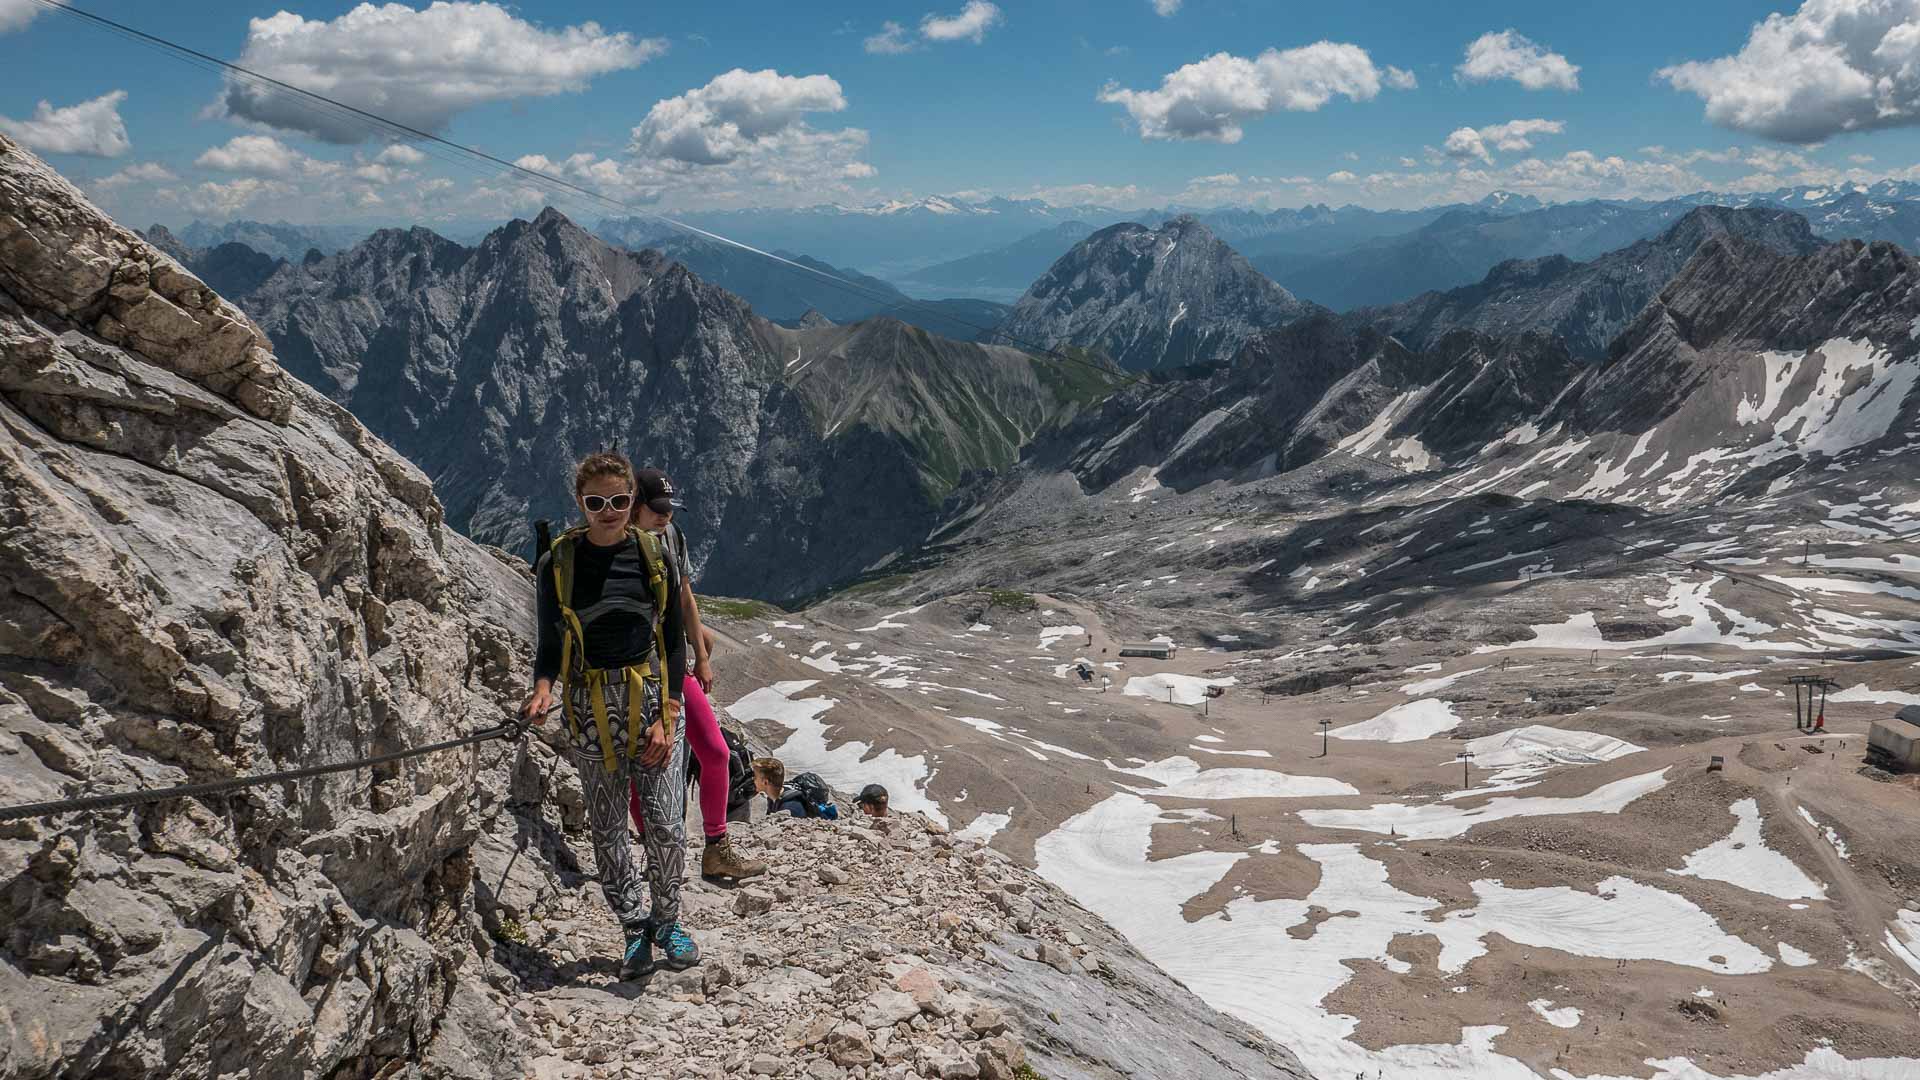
<box><xmin>610</xmin><ymin>494</ymin><xmax>633</xmax><ymax>511</ymax></box>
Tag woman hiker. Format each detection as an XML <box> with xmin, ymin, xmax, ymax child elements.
<box><xmin>521</xmin><ymin>451</ymin><xmax>700</xmax><ymax>979</ymax></box>
<box><xmin>626</xmin><ymin>466</ymin><xmax>767</xmax><ymax>884</ymax></box>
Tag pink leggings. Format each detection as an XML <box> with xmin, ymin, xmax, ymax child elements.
<box><xmin>632</xmin><ymin>676</ymin><xmax>729</xmax><ymax>839</ymax></box>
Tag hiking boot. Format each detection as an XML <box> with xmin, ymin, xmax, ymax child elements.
<box><xmin>618</xmin><ymin>927</ymin><xmax>654</xmax><ymax>980</ymax></box>
<box><xmin>649</xmin><ymin>920</ymin><xmax>700</xmax><ymax>971</ymax></box>
<box><xmin>701</xmin><ymin>833</ymin><xmax>768</xmax><ymax>882</ymax></box>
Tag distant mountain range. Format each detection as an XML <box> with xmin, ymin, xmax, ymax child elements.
<box><xmin>176</xmin><ymin>218</ymin><xmax>368</xmax><ymax>260</ymax></box>
<box><xmin>1351</xmin><ymin>206</ymin><xmax>1823</xmax><ymax>359</ymax></box>
<box><xmin>233</xmin><ymin>208</ymin><xmax>1107</xmax><ymax>601</ymax></box>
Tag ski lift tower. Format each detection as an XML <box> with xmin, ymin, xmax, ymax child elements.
<box><xmin>1787</xmin><ymin>675</ymin><xmax>1839</xmax><ymax>733</ymax></box>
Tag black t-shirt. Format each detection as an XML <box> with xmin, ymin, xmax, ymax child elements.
<box><xmin>534</xmin><ymin>532</ymin><xmax>685</xmax><ymax>699</ymax></box>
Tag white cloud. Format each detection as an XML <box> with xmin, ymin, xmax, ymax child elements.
<box><xmin>1385</xmin><ymin>66</ymin><xmax>1419</xmax><ymax>90</ymax></box>
<box><xmin>1011</xmin><ymin>181</ymin><xmax>1147</xmax><ymax>207</ymax></box>
<box><xmin>1850</xmin><ymin>152</ymin><xmax>1875</xmax><ymax>164</ymax></box>
<box><xmin>1457</xmin><ymin>30</ymin><xmax>1580</xmax><ymax>91</ymax></box>
<box><xmin>1443</xmin><ymin>127</ymin><xmax>1491</xmax><ymax>164</ymax></box>
<box><xmin>0</xmin><ymin>0</ymin><xmax>38</xmax><ymax>33</ymax></box>
<box><xmin>1152</xmin><ymin>0</ymin><xmax>1182</xmax><ymax>15</ymax></box>
<box><xmin>376</xmin><ymin>143</ymin><xmax>427</xmax><ymax>165</ymax></box>
<box><xmin>1399</xmin><ymin>155</ymin><xmax>1419</xmax><ymax>167</ymax></box>
<box><xmin>91</xmin><ymin>162</ymin><xmax>179</xmax><ymax>191</ymax></box>
<box><xmin>162</xmin><ymin>176</ymin><xmax>297</xmax><ymax>217</ymax></box>
<box><xmin>865</xmin><ymin>21</ymin><xmax>915</xmax><ymax>54</ymax></box>
<box><xmin>921</xmin><ymin>1</ymin><xmax>1002</xmax><ymax>44</ymax></box>
<box><xmin>0</xmin><ymin>91</ymin><xmax>131</xmax><ymax>157</ymax></box>
<box><xmin>1327</xmin><ymin>169</ymin><xmax>1358</xmax><ymax>182</ymax></box>
<box><xmin>196</xmin><ymin>134</ymin><xmax>339</xmax><ymax>177</ymax></box>
<box><xmin>214</xmin><ymin>1</ymin><xmax>664</xmax><ymax>143</ymax></box>
<box><xmin>1100</xmin><ymin>43</ymin><xmax>1413</xmax><ymax>142</ymax></box>
<box><xmin>631</xmin><ymin>69</ymin><xmax>852</xmax><ymax>166</ymax></box>
<box><xmin>1659</xmin><ymin>0</ymin><xmax>1920</xmax><ymax>143</ymax></box>
<box><xmin>1445</xmin><ymin>118</ymin><xmax>1564</xmax><ymax>163</ymax></box>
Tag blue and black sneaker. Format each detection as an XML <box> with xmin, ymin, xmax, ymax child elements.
<box><xmin>618</xmin><ymin>928</ymin><xmax>653</xmax><ymax>980</ymax></box>
<box><xmin>649</xmin><ymin>920</ymin><xmax>700</xmax><ymax>971</ymax></box>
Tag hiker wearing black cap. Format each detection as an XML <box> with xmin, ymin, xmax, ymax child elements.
<box><xmin>855</xmin><ymin>784</ymin><xmax>889</xmax><ymax>818</ymax></box>
<box><xmin>627</xmin><ymin>467</ymin><xmax>767</xmax><ymax>884</ymax></box>
<box><xmin>522</xmin><ymin>450</ymin><xmax>699</xmax><ymax>979</ymax></box>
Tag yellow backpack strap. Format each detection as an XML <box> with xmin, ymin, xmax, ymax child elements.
<box><xmin>552</xmin><ymin>528</ymin><xmax>620</xmax><ymax>772</ymax></box>
<box><xmin>628</xmin><ymin>527</ymin><xmax>674</xmax><ymax>745</ymax></box>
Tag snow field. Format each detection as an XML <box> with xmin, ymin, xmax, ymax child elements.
<box><xmin>1106</xmin><ymin>756</ymin><xmax>1358</xmax><ymax>800</ymax></box>
<box><xmin>1528</xmin><ymin>1000</ymin><xmax>1581</xmax><ymax>1028</ymax></box>
<box><xmin>726</xmin><ymin>680</ymin><xmax>945</xmax><ymax>825</ymax></box>
<box><xmin>1328</xmin><ymin>699</ymin><xmax>1464</xmax><ymax>743</ymax></box>
<box><xmin>1670</xmin><ymin>798</ymin><xmax>1827</xmax><ymax>900</ymax></box>
<box><xmin>1034</xmin><ymin>794</ymin><xmax>1831</xmax><ymax>1080</ymax></box>
<box><xmin>1300</xmin><ymin>769</ymin><xmax>1671</xmax><ymax>840</ymax></box>
<box><xmin>1121</xmin><ymin>673</ymin><xmax>1235</xmax><ymax>706</ymax></box>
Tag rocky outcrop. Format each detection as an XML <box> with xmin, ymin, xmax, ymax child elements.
<box><xmin>497</xmin><ymin>809</ymin><xmax>1308</xmax><ymax>1080</ymax></box>
<box><xmin>0</xmin><ymin>131</ymin><xmax>535</xmax><ymax>1078</ymax></box>
<box><xmin>241</xmin><ymin>211</ymin><xmax>1101</xmax><ymax>602</ymax></box>
<box><xmin>996</xmin><ymin>216</ymin><xmax>1318</xmax><ymax>371</ymax></box>
<box><xmin>1354</xmin><ymin>206</ymin><xmax>1822</xmax><ymax>359</ymax></box>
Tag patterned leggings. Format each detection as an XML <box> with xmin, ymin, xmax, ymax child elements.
<box><xmin>565</xmin><ymin>673</ymin><xmax>687</xmax><ymax>933</ymax></box>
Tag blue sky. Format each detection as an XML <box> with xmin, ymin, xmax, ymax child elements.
<box><xmin>4</xmin><ymin>0</ymin><xmax>1920</xmax><ymax>225</ymax></box>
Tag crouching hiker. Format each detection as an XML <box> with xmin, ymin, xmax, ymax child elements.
<box><xmin>521</xmin><ymin>451</ymin><xmax>699</xmax><ymax>980</ymax></box>
<box><xmin>625</xmin><ymin>467</ymin><xmax>766</xmax><ymax>885</ymax></box>
<box><xmin>752</xmin><ymin>758</ymin><xmax>839</xmax><ymax>820</ymax></box>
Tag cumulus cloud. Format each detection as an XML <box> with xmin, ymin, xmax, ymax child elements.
<box><xmin>0</xmin><ymin>91</ymin><xmax>131</xmax><ymax>157</ymax></box>
<box><xmin>921</xmin><ymin>1</ymin><xmax>1002</xmax><ymax>43</ymax></box>
<box><xmin>1152</xmin><ymin>0</ymin><xmax>1182</xmax><ymax>15</ymax></box>
<box><xmin>631</xmin><ymin>69</ymin><xmax>851</xmax><ymax>166</ymax></box>
<box><xmin>0</xmin><ymin>0</ymin><xmax>38</xmax><ymax>33</ymax></box>
<box><xmin>1659</xmin><ymin>0</ymin><xmax>1920</xmax><ymax>143</ymax></box>
<box><xmin>214</xmin><ymin>2</ymin><xmax>664</xmax><ymax>143</ymax></box>
<box><xmin>1457</xmin><ymin>30</ymin><xmax>1580</xmax><ymax>91</ymax></box>
<box><xmin>376</xmin><ymin>143</ymin><xmax>427</xmax><ymax>165</ymax></box>
<box><xmin>1444</xmin><ymin>118</ymin><xmax>1564</xmax><ymax>163</ymax></box>
<box><xmin>162</xmin><ymin>176</ymin><xmax>297</xmax><ymax>217</ymax></box>
<box><xmin>523</xmin><ymin>96</ymin><xmax>876</xmax><ymax>209</ymax></box>
<box><xmin>865</xmin><ymin>21</ymin><xmax>914</xmax><ymax>54</ymax></box>
<box><xmin>1100</xmin><ymin>43</ymin><xmax>1413</xmax><ymax>142</ymax></box>
<box><xmin>92</xmin><ymin>162</ymin><xmax>179</xmax><ymax>191</ymax></box>
<box><xmin>196</xmin><ymin>134</ymin><xmax>339</xmax><ymax>177</ymax></box>
<box><xmin>1326</xmin><ymin>169</ymin><xmax>1358</xmax><ymax>182</ymax></box>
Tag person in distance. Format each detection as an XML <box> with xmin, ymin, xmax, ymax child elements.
<box><xmin>626</xmin><ymin>467</ymin><xmax>768</xmax><ymax>885</ymax></box>
<box><xmin>855</xmin><ymin>784</ymin><xmax>889</xmax><ymax>818</ymax></box>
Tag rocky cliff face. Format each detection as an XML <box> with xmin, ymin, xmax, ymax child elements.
<box><xmin>0</xmin><ymin>131</ymin><xmax>533</xmax><ymax>1079</ymax></box>
<box><xmin>1354</xmin><ymin>206</ymin><xmax>1822</xmax><ymax>359</ymax></box>
<box><xmin>241</xmin><ymin>211</ymin><xmax>1103</xmax><ymax>603</ymax></box>
<box><xmin>0</xmin><ymin>134</ymin><xmax>1312</xmax><ymax>1080</ymax></box>
<box><xmin>996</xmin><ymin>216</ymin><xmax>1317</xmax><ymax>372</ymax></box>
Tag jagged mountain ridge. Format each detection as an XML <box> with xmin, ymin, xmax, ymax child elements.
<box><xmin>239</xmin><ymin>208</ymin><xmax>1101</xmax><ymax>602</ymax></box>
<box><xmin>994</xmin><ymin>227</ymin><xmax>1920</xmax><ymax>524</ymax></box>
<box><xmin>996</xmin><ymin>216</ymin><xmax>1319</xmax><ymax>372</ymax></box>
<box><xmin>1352</xmin><ymin>206</ymin><xmax>1824</xmax><ymax>359</ymax></box>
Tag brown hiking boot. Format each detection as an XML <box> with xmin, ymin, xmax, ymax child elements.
<box><xmin>701</xmin><ymin>833</ymin><xmax>767</xmax><ymax>882</ymax></box>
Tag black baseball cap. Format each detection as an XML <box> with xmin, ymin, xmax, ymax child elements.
<box><xmin>634</xmin><ymin>468</ymin><xmax>684</xmax><ymax>515</ymax></box>
<box><xmin>856</xmin><ymin>784</ymin><xmax>889</xmax><ymax>806</ymax></box>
